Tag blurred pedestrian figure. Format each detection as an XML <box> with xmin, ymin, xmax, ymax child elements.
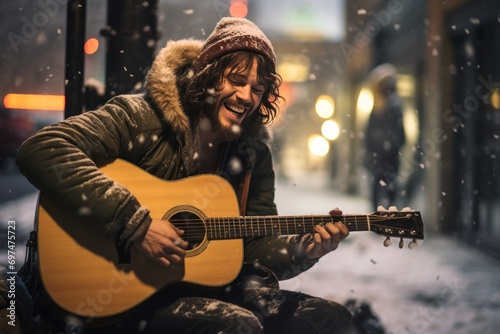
<box><xmin>364</xmin><ymin>63</ymin><xmax>406</xmax><ymax>211</ymax></box>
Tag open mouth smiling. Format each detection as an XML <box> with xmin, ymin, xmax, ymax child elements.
<box><xmin>224</xmin><ymin>102</ymin><xmax>247</xmax><ymax>116</ymax></box>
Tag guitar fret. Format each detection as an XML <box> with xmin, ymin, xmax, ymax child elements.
<box><xmin>217</xmin><ymin>217</ymin><xmax>222</xmax><ymax>239</ymax></box>
<box><xmin>222</xmin><ymin>217</ymin><xmax>226</xmax><ymax>239</ymax></box>
<box><xmin>270</xmin><ymin>218</ymin><xmax>280</xmax><ymax>236</ymax></box>
<box><xmin>207</xmin><ymin>219</ymin><xmax>211</xmax><ymax>239</ymax></box>
<box><xmin>245</xmin><ymin>219</ymin><xmax>251</xmax><ymax>237</ymax></box>
<box><xmin>221</xmin><ymin>217</ymin><xmax>225</xmax><ymax>238</ymax></box>
<box><xmin>224</xmin><ymin>218</ymin><xmax>230</xmax><ymax>238</ymax></box>
<box><xmin>211</xmin><ymin>219</ymin><xmax>217</xmax><ymax>239</ymax></box>
<box><xmin>342</xmin><ymin>216</ymin><xmax>357</xmax><ymax>231</ymax></box>
<box><xmin>354</xmin><ymin>215</ymin><xmax>358</xmax><ymax>231</ymax></box>
<box><xmin>322</xmin><ymin>216</ymin><xmax>329</xmax><ymax>228</ymax></box>
<box><xmin>231</xmin><ymin>217</ymin><xmax>235</xmax><ymax>239</ymax></box>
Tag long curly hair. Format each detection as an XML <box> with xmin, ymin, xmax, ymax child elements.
<box><xmin>178</xmin><ymin>51</ymin><xmax>283</xmax><ymax>133</ymax></box>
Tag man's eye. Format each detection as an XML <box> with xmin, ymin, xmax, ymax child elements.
<box><xmin>228</xmin><ymin>76</ymin><xmax>244</xmax><ymax>85</ymax></box>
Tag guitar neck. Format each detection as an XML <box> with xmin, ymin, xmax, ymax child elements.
<box><xmin>205</xmin><ymin>215</ymin><xmax>370</xmax><ymax>240</ymax></box>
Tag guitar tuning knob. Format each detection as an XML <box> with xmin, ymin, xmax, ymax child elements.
<box><xmin>399</xmin><ymin>238</ymin><xmax>404</xmax><ymax>249</ymax></box>
<box><xmin>383</xmin><ymin>237</ymin><xmax>391</xmax><ymax>247</ymax></box>
<box><xmin>408</xmin><ymin>239</ymin><xmax>418</xmax><ymax>249</ymax></box>
<box><xmin>389</xmin><ymin>206</ymin><xmax>398</xmax><ymax>212</ymax></box>
<box><xmin>377</xmin><ymin>205</ymin><xmax>387</xmax><ymax>211</ymax></box>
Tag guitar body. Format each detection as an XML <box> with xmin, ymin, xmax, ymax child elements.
<box><xmin>37</xmin><ymin>159</ymin><xmax>243</xmax><ymax>321</ymax></box>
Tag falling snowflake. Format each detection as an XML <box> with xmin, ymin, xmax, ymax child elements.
<box><xmin>138</xmin><ymin>134</ymin><xmax>145</xmax><ymax>144</ymax></box>
<box><xmin>78</xmin><ymin>206</ymin><xmax>91</xmax><ymax>216</ymax></box>
<box><xmin>231</xmin><ymin>124</ymin><xmax>241</xmax><ymax>134</ymax></box>
<box><xmin>228</xmin><ymin>157</ymin><xmax>242</xmax><ymax>175</ymax></box>
<box><xmin>357</xmin><ymin>9</ymin><xmax>367</xmax><ymax>15</ymax></box>
<box><xmin>183</xmin><ymin>9</ymin><xmax>194</xmax><ymax>15</ymax></box>
<box><xmin>469</xmin><ymin>17</ymin><xmax>480</xmax><ymax>25</ymax></box>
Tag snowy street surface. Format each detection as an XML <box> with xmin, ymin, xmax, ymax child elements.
<box><xmin>1</xmin><ymin>174</ymin><xmax>500</xmax><ymax>333</ymax></box>
<box><xmin>275</xmin><ymin>176</ymin><xmax>500</xmax><ymax>334</ymax></box>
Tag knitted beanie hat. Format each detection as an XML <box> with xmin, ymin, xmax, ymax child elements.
<box><xmin>193</xmin><ymin>17</ymin><xmax>276</xmax><ymax>70</ymax></box>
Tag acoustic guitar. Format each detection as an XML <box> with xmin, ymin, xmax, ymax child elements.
<box><xmin>36</xmin><ymin>159</ymin><xmax>424</xmax><ymax>324</ymax></box>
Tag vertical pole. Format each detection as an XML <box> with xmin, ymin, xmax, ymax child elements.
<box><xmin>64</xmin><ymin>0</ymin><xmax>86</xmax><ymax>119</ymax></box>
<box><xmin>102</xmin><ymin>0</ymin><xmax>159</xmax><ymax>100</ymax></box>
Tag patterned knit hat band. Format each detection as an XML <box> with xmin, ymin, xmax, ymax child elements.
<box><xmin>194</xmin><ymin>17</ymin><xmax>276</xmax><ymax>70</ymax></box>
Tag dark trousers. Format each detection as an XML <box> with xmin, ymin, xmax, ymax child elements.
<box><xmin>48</xmin><ymin>286</ymin><xmax>353</xmax><ymax>334</ymax></box>
<box><xmin>127</xmin><ymin>286</ymin><xmax>353</xmax><ymax>334</ymax></box>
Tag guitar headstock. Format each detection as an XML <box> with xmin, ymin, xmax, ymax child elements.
<box><xmin>370</xmin><ymin>206</ymin><xmax>424</xmax><ymax>249</ymax></box>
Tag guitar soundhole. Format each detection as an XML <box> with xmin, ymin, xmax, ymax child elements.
<box><xmin>169</xmin><ymin>211</ymin><xmax>206</xmax><ymax>251</ymax></box>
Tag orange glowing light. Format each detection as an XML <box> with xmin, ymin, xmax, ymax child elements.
<box><xmin>84</xmin><ymin>38</ymin><xmax>99</xmax><ymax>55</ymax></box>
<box><xmin>230</xmin><ymin>3</ymin><xmax>248</xmax><ymax>18</ymax></box>
<box><xmin>4</xmin><ymin>94</ymin><xmax>65</xmax><ymax>111</ymax></box>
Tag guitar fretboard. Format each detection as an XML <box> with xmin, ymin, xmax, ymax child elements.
<box><xmin>205</xmin><ymin>215</ymin><xmax>371</xmax><ymax>240</ymax></box>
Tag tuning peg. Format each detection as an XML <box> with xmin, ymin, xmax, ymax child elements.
<box><xmin>408</xmin><ymin>239</ymin><xmax>418</xmax><ymax>249</ymax></box>
<box><xmin>399</xmin><ymin>238</ymin><xmax>404</xmax><ymax>249</ymax></box>
<box><xmin>402</xmin><ymin>207</ymin><xmax>412</xmax><ymax>212</ymax></box>
<box><xmin>389</xmin><ymin>206</ymin><xmax>398</xmax><ymax>212</ymax></box>
<box><xmin>377</xmin><ymin>205</ymin><xmax>387</xmax><ymax>211</ymax></box>
<box><xmin>383</xmin><ymin>237</ymin><xmax>391</xmax><ymax>247</ymax></box>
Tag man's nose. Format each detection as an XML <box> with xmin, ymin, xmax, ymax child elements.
<box><xmin>236</xmin><ymin>84</ymin><xmax>252</xmax><ymax>103</ymax></box>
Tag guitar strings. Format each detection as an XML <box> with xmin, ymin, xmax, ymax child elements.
<box><xmin>163</xmin><ymin>214</ymin><xmax>416</xmax><ymax>241</ymax></box>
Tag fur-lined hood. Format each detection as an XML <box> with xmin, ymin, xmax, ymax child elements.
<box><xmin>144</xmin><ymin>39</ymin><xmax>203</xmax><ymax>134</ymax></box>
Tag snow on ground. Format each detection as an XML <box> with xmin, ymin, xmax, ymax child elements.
<box><xmin>275</xmin><ymin>174</ymin><xmax>500</xmax><ymax>334</ymax></box>
<box><xmin>1</xmin><ymin>173</ymin><xmax>500</xmax><ymax>333</ymax></box>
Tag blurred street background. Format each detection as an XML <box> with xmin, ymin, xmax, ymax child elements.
<box><xmin>1</xmin><ymin>0</ymin><xmax>500</xmax><ymax>333</ymax></box>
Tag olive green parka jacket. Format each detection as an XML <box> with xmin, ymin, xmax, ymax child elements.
<box><xmin>16</xmin><ymin>39</ymin><xmax>317</xmax><ymax>281</ymax></box>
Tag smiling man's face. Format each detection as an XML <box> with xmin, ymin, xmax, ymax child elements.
<box><xmin>207</xmin><ymin>57</ymin><xmax>265</xmax><ymax>141</ymax></box>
